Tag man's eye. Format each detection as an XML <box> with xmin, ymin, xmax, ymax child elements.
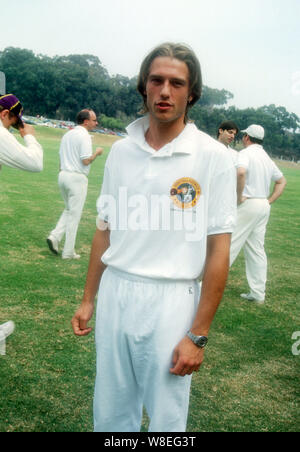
<box><xmin>172</xmin><ymin>80</ymin><xmax>185</xmax><ymax>87</ymax></box>
<box><xmin>151</xmin><ymin>78</ymin><xmax>162</xmax><ymax>84</ymax></box>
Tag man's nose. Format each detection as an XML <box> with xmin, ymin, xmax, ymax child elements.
<box><xmin>160</xmin><ymin>81</ymin><xmax>171</xmax><ymax>97</ymax></box>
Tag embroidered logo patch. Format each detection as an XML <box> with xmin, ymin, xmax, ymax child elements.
<box><xmin>170</xmin><ymin>177</ymin><xmax>201</xmax><ymax>209</ymax></box>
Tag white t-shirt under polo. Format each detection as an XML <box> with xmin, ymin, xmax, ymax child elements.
<box><xmin>59</xmin><ymin>125</ymin><xmax>93</xmax><ymax>176</ymax></box>
<box><xmin>237</xmin><ymin>144</ymin><xmax>283</xmax><ymax>198</ymax></box>
<box><xmin>96</xmin><ymin>116</ymin><xmax>237</xmax><ymax>281</ymax></box>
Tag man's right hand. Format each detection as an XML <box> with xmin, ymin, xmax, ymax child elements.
<box><xmin>95</xmin><ymin>147</ymin><xmax>104</xmax><ymax>156</ymax></box>
<box><xmin>71</xmin><ymin>302</ymin><xmax>94</xmax><ymax>336</ymax></box>
<box><xmin>19</xmin><ymin>123</ymin><xmax>35</xmax><ymax>138</ymax></box>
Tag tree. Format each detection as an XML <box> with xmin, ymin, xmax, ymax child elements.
<box><xmin>1</xmin><ymin>47</ymin><xmax>299</xmax><ymax>159</ymax></box>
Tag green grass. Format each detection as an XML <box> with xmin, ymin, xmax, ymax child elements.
<box><xmin>0</xmin><ymin>126</ymin><xmax>299</xmax><ymax>432</ymax></box>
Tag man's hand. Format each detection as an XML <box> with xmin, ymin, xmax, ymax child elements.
<box><xmin>170</xmin><ymin>336</ymin><xmax>204</xmax><ymax>377</ymax></box>
<box><xmin>95</xmin><ymin>147</ymin><xmax>103</xmax><ymax>156</ymax></box>
<box><xmin>71</xmin><ymin>302</ymin><xmax>94</xmax><ymax>336</ymax></box>
<box><xmin>19</xmin><ymin>123</ymin><xmax>35</xmax><ymax>138</ymax></box>
<box><xmin>237</xmin><ymin>195</ymin><xmax>247</xmax><ymax>205</ymax></box>
<box><xmin>82</xmin><ymin>147</ymin><xmax>104</xmax><ymax>166</ymax></box>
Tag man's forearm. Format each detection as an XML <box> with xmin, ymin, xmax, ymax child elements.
<box><xmin>268</xmin><ymin>177</ymin><xmax>287</xmax><ymax>204</ymax></box>
<box><xmin>237</xmin><ymin>170</ymin><xmax>246</xmax><ymax>204</ymax></box>
<box><xmin>190</xmin><ymin>234</ymin><xmax>231</xmax><ymax>336</ymax></box>
<box><xmin>82</xmin><ymin>226</ymin><xmax>110</xmax><ymax>305</ymax></box>
<box><xmin>82</xmin><ymin>148</ymin><xmax>103</xmax><ymax>166</ymax></box>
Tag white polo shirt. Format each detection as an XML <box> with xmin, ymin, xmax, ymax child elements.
<box><xmin>96</xmin><ymin>116</ymin><xmax>237</xmax><ymax>281</ymax></box>
<box><xmin>237</xmin><ymin>144</ymin><xmax>283</xmax><ymax>198</ymax></box>
<box><xmin>0</xmin><ymin>119</ymin><xmax>43</xmax><ymax>172</ymax></box>
<box><xmin>228</xmin><ymin>146</ymin><xmax>239</xmax><ymax>167</ymax></box>
<box><xmin>59</xmin><ymin>125</ymin><xmax>93</xmax><ymax>176</ymax></box>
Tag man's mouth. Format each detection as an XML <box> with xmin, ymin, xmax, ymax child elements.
<box><xmin>156</xmin><ymin>102</ymin><xmax>172</xmax><ymax>110</ymax></box>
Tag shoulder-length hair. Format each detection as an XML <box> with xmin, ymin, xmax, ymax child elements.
<box><xmin>137</xmin><ymin>42</ymin><xmax>202</xmax><ymax>122</ymax></box>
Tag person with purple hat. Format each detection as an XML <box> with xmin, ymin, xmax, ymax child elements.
<box><xmin>0</xmin><ymin>94</ymin><xmax>43</xmax><ymax>172</ymax></box>
<box><xmin>0</xmin><ymin>94</ymin><xmax>43</xmax><ymax>355</ymax></box>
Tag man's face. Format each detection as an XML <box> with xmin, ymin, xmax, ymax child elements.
<box><xmin>145</xmin><ymin>56</ymin><xmax>192</xmax><ymax>125</ymax></box>
<box><xmin>0</xmin><ymin>110</ymin><xmax>19</xmax><ymax>130</ymax></box>
<box><xmin>85</xmin><ymin>111</ymin><xmax>98</xmax><ymax>131</ymax></box>
<box><xmin>218</xmin><ymin>128</ymin><xmax>237</xmax><ymax>147</ymax></box>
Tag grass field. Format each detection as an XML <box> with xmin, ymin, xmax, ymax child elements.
<box><xmin>0</xmin><ymin>126</ymin><xmax>299</xmax><ymax>432</ymax></box>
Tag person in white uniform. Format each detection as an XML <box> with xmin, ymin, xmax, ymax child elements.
<box><xmin>71</xmin><ymin>43</ymin><xmax>237</xmax><ymax>432</ymax></box>
<box><xmin>47</xmin><ymin>109</ymin><xmax>103</xmax><ymax>259</ymax></box>
<box><xmin>217</xmin><ymin>120</ymin><xmax>239</xmax><ymax>166</ymax></box>
<box><xmin>0</xmin><ymin>94</ymin><xmax>43</xmax><ymax>172</ymax></box>
<box><xmin>230</xmin><ymin>124</ymin><xmax>287</xmax><ymax>303</ymax></box>
<box><xmin>0</xmin><ymin>94</ymin><xmax>43</xmax><ymax>355</ymax></box>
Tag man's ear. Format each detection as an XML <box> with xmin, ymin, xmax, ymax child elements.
<box><xmin>0</xmin><ymin>109</ymin><xmax>9</xmax><ymax>119</ymax></box>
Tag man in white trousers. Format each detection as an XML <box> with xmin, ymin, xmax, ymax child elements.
<box><xmin>0</xmin><ymin>93</ymin><xmax>44</xmax><ymax>354</ymax></box>
<box><xmin>230</xmin><ymin>124</ymin><xmax>286</xmax><ymax>303</ymax></box>
<box><xmin>47</xmin><ymin>109</ymin><xmax>103</xmax><ymax>259</ymax></box>
<box><xmin>72</xmin><ymin>43</ymin><xmax>237</xmax><ymax>432</ymax></box>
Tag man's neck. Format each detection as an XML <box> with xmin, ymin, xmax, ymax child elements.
<box><xmin>145</xmin><ymin>117</ymin><xmax>186</xmax><ymax>151</ymax></box>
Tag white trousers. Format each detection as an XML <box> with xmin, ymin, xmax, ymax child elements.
<box><xmin>230</xmin><ymin>198</ymin><xmax>271</xmax><ymax>300</ymax></box>
<box><xmin>94</xmin><ymin>267</ymin><xmax>201</xmax><ymax>432</ymax></box>
<box><xmin>51</xmin><ymin>171</ymin><xmax>88</xmax><ymax>258</ymax></box>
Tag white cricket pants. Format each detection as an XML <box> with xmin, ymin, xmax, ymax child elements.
<box><xmin>94</xmin><ymin>267</ymin><xmax>201</xmax><ymax>432</ymax></box>
<box><xmin>230</xmin><ymin>198</ymin><xmax>271</xmax><ymax>300</ymax></box>
<box><xmin>51</xmin><ymin>171</ymin><xmax>88</xmax><ymax>258</ymax></box>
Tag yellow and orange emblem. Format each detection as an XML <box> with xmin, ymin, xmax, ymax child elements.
<box><xmin>170</xmin><ymin>177</ymin><xmax>201</xmax><ymax>209</ymax></box>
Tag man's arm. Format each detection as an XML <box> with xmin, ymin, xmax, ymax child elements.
<box><xmin>170</xmin><ymin>233</ymin><xmax>231</xmax><ymax>377</ymax></box>
<box><xmin>0</xmin><ymin>123</ymin><xmax>43</xmax><ymax>172</ymax></box>
<box><xmin>268</xmin><ymin>176</ymin><xmax>287</xmax><ymax>204</ymax></box>
<box><xmin>236</xmin><ymin>167</ymin><xmax>247</xmax><ymax>204</ymax></box>
<box><xmin>82</xmin><ymin>147</ymin><xmax>103</xmax><ymax>166</ymax></box>
<box><xmin>71</xmin><ymin>223</ymin><xmax>110</xmax><ymax>336</ymax></box>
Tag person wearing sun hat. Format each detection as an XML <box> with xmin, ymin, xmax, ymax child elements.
<box><xmin>0</xmin><ymin>93</ymin><xmax>43</xmax><ymax>172</ymax></box>
<box><xmin>230</xmin><ymin>124</ymin><xmax>287</xmax><ymax>304</ymax></box>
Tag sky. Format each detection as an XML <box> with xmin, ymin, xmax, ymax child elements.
<box><xmin>0</xmin><ymin>0</ymin><xmax>300</xmax><ymax>117</ymax></box>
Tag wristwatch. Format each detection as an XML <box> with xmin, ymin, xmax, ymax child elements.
<box><xmin>187</xmin><ymin>331</ymin><xmax>208</xmax><ymax>348</ymax></box>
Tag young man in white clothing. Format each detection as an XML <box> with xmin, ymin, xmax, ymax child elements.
<box><xmin>0</xmin><ymin>94</ymin><xmax>44</xmax><ymax>355</ymax></box>
<box><xmin>71</xmin><ymin>43</ymin><xmax>237</xmax><ymax>432</ymax></box>
<box><xmin>230</xmin><ymin>124</ymin><xmax>287</xmax><ymax>303</ymax></box>
<box><xmin>47</xmin><ymin>109</ymin><xmax>103</xmax><ymax>259</ymax></box>
<box><xmin>217</xmin><ymin>120</ymin><xmax>239</xmax><ymax>166</ymax></box>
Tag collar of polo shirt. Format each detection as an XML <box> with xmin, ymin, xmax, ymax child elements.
<box><xmin>126</xmin><ymin>116</ymin><xmax>193</xmax><ymax>156</ymax></box>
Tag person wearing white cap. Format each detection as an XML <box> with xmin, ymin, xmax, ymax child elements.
<box><xmin>71</xmin><ymin>42</ymin><xmax>237</xmax><ymax>432</ymax></box>
<box><xmin>230</xmin><ymin>124</ymin><xmax>287</xmax><ymax>303</ymax></box>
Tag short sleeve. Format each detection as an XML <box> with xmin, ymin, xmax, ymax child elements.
<box><xmin>79</xmin><ymin>134</ymin><xmax>93</xmax><ymax>160</ymax></box>
<box><xmin>271</xmin><ymin>161</ymin><xmax>283</xmax><ymax>182</ymax></box>
<box><xmin>96</xmin><ymin>147</ymin><xmax>118</xmax><ymax>228</ymax></box>
<box><xmin>207</xmin><ymin>158</ymin><xmax>237</xmax><ymax>236</ymax></box>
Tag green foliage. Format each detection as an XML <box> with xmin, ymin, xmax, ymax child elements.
<box><xmin>1</xmin><ymin>47</ymin><xmax>299</xmax><ymax>159</ymax></box>
<box><xmin>190</xmin><ymin>104</ymin><xmax>300</xmax><ymax>160</ymax></box>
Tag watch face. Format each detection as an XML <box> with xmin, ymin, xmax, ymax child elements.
<box><xmin>196</xmin><ymin>336</ymin><xmax>208</xmax><ymax>347</ymax></box>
